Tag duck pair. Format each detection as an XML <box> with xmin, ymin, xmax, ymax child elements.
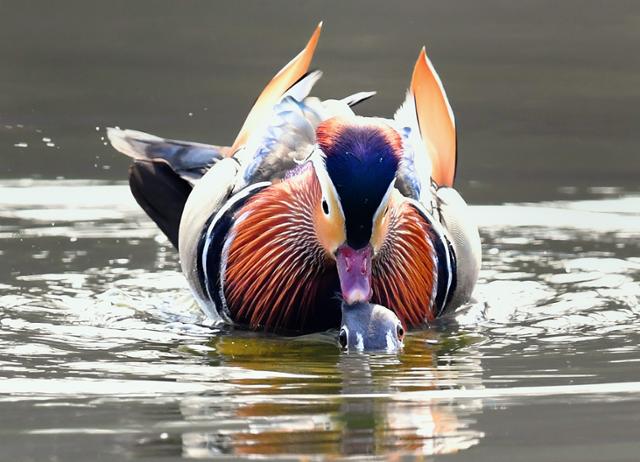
<box><xmin>108</xmin><ymin>23</ymin><xmax>481</xmax><ymax>351</ymax></box>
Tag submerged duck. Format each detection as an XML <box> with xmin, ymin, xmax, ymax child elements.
<box><xmin>108</xmin><ymin>23</ymin><xmax>481</xmax><ymax>350</ymax></box>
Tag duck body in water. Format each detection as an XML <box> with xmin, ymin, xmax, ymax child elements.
<box><xmin>107</xmin><ymin>23</ymin><xmax>481</xmax><ymax>351</ymax></box>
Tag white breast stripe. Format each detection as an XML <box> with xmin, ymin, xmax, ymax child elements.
<box><xmin>200</xmin><ymin>182</ymin><xmax>271</xmax><ymax>312</ymax></box>
<box><xmin>406</xmin><ymin>198</ymin><xmax>454</xmax><ymax>316</ymax></box>
<box><xmin>218</xmin><ymin>211</ymin><xmax>247</xmax><ymax>318</ymax></box>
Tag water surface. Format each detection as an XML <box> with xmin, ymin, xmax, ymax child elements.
<box><xmin>1</xmin><ymin>181</ymin><xmax>639</xmax><ymax>461</ymax></box>
<box><xmin>1</xmin><ymin>1</ymin><xmax>639</xmax><ymax>460</ymax></box>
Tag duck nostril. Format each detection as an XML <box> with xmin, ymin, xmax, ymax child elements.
<box><xmin>338</xmin><ymin>328</ymin><xmax>348</xmax><ymax>348</ymax></box>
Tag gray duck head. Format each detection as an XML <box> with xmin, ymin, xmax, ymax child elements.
<box><xmin>339</xmin><ymin>302</ymin><xmax>405</xmax><ymax>352</ymax></box>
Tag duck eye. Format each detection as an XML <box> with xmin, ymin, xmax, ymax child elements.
<box><xmin>396</xmin><ymin>324</ymin><xmax>405</xmax><ymax>341</ymax></box>
<box><xmin>338</xmin><ymin>328</ymin><xmax>348</xmax><ymax>348</ymax></box>
<box><xmin>322</xmin><ymin>199</ymin><xmax>330</xmax><ymax>215</ymax></box>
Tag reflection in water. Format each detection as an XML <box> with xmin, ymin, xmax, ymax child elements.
<box><xmin>335</xmin><ymin>345</ymin><xmax>484</xmax><ymax>458</ymax></box>
<box><xmin>0</xmin><ymin>181</ymin><xmax>639</xmax><ymax>459</ymax></box>
<box><xmin>172</xmin><ymin>336</ymin><xmax>484</xmax><ymax>458</ymax></box>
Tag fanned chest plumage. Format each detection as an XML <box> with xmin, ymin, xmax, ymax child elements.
<box><xmin>215</xmin><ymin>162</ymin><xmax>445</xmax><ymax>332</ymax></box>
<box><xmin>221</xmin><ymin>165</ymin><xmax>341</xmax><ymax>332</ymax></box>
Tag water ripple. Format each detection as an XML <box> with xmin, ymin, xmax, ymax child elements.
<box><xmin>1</xmin><ymin>181</ymin><xmax>639</xmax><ymax>458</ymax></box>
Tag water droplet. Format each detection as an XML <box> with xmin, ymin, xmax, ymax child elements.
<box><xmin>13</xmin><ymin>142</ymin><xmax>28</xmax><ymax>148</ymax></box>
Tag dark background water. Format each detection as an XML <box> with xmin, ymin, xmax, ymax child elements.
<box><xmin>1</xmin><ymin>0</ymin><xmax>638</xmax><ymax>201</ymax></box>
<box><xmin>1</xmin><ymin>2</ymin><xmax>640</xmax><ymax>461</ymax></box>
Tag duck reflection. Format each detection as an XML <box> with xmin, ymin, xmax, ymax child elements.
<box><xmin>158</xmin><ymin>328</ymin><xmax>486</xmax><ymax>459</ymax></box>
<box><xmin>337</xmin><ymin>334</ymin><xmax>484</xmax><ymax>457</ymax></box>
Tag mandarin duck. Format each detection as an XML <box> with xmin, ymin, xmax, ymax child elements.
<box><xmin>107</xmin><ymin>23</ymin><xmax>481</xmax><ymax>350</ymax></box>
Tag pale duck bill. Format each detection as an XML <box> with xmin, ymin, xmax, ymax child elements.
<box><xmin>335</xmin><ymin>244</ymin><xmax>373</xmax><ymax>305</ymax></box>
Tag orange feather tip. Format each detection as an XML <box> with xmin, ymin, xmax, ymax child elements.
<box><xmin>410</xmin><ymin>45</ymin><xmax>457</xmax><ymax>188</ymax></box>
<box><xmin>412</xmin><ymin>46</ymin><xmax>455</xmax><ymax>127</ymax></box>
<box><xmin>275</xmin><ymin>22</ymin><xmax>323</xmax><ymax>79</ymax></box>
<box><xmin>230</xmin><ymin>23</ymin><xmax>323</xmax><ymax>153</ymax></box>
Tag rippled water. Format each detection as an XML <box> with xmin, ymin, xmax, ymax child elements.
<box><xmin>3</xmin><ymin>1</ymin><xmax>640</xmax><ymax>458</ymax></box>
<box><xmin>1</xmin><ymin>180</ymin><xmax>639</xmax><ymax>460</ymax></box>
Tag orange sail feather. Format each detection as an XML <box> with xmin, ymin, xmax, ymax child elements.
<box><xmin>230</xmin><ymin>23</ymin><xmax>322</xmax><ymax>153</ymax></box>
<box><xmin>411</xmin><ymin>47</ymin><xmax>457</xmax><ymax>187</ymax></box>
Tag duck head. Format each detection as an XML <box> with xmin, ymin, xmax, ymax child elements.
<box><xmin>339</xmin><ymin>301</ymin><xmax>404</xmax><ymax>352</ymax></box>
<box><xmin>222</xmin><ymin>114</ymin><xmax>439</xmax><ymax>332</ymax></box>
<box><xmin>310</xmin><ymin>116</ymin><xmax>402</xmax><ymax>305</ymax></box>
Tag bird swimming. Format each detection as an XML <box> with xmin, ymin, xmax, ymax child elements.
<box><xmin>107</xmin><ymin>23</ymin><xmax>481</xmax><ymax>351</ymax></box>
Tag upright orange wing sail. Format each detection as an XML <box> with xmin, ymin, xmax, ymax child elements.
<box><xmin>411</xmin><ymin>47</ymin><xmax>457</xmax><ymax>187</ymax></box>
<box><xmin>229</xmin><ymin>23</ymin><xmax>322</xmax><ymax>154</ymax></box>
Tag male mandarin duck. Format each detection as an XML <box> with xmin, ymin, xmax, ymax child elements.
<box><xmin>107</xmin><ymin>23</ymin><xmax>481</xmax><ymax>350</ymax></box>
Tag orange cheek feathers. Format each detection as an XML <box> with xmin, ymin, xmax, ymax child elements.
<box><xmin>313</xmin><ymin>205</ymin><xmax>346</xmax><ymax>255</ymax></box>
<box><xmin>370</xmin><ymin>190</ymin><xmax>401</xmax><ymax>254</ymax></box>
<box><xmin>371</xmin><ymin>209</ymin><xmax>389</xmax><ymax>254</ymax></box>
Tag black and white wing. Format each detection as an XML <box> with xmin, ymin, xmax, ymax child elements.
<box><xmin>107</xmin><ymin>128</ymin><xmax>230</xmax><ymax>184</ymax></box>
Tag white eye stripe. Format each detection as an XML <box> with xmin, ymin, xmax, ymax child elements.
<box><xmin>310</xmin><ymin>149</ymin><xmax>331</xmax><ymax>196</ymax></box>
<box><xmin>310</xmin><ymin>147</ymin><xmax>345</xmax><ymax>220</ymax></box>
<box><xmin>373</xmin><ymin>178</ymin><xmax>396</xmax><ymax>224</ymax></box>
<box><xmin>370</xmin><ymin>179</ymin><xmax>397</xmax><ymax>252</ymax></box>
